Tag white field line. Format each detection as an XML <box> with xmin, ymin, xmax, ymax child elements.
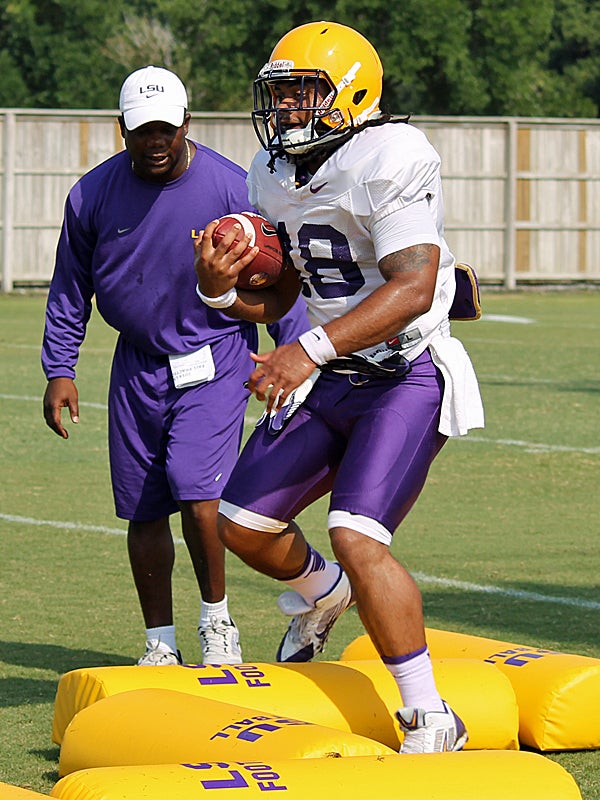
<box><xmin>2</xmin><ymin>392</ymin><xmax>598</xmax><ymax>454</ymax></box>
<box><xmin>0</xmin><ymin>512</ymin><xmax>184</xmax><ymax>545</ymax></box>
<box><xmin>463</xmin><ymin>435</ymin><xmax>600</xmax><ymax>455</ymax></box>
<box><xmin>480</xmin><ymin>314</ymin><xmax>535</xmax><ymax>324</ymax></box>
<box><xmin>1</xmin><ymin>393</ymin><xmax>107</xmax><ymax>410</ymax></box>
<box><xmin>1</xmin><ymin>512</ymin><xmax>598</xmax><ymax>611</ymax></box>
<box><xmin>478</xmin><ymin>373</ymin><xmax>590</xmax><ymax>385</ymax></box>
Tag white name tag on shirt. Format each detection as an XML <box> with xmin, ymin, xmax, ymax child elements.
<box><xmin>168</xmin><ymin>345</ymin><xmax>215</xmax><ymax>389</ymax></box>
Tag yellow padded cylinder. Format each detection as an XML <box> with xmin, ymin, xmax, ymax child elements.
<box><xmin>52</xmin><ymin>658</ymin><xmax>518</xmax><ymax>751</ymax></box>
<box><xmin>50</xmin><ymin>752</ymin><xmax>582</xmax><ymax>800</ymax></box>
<box><xmin>0</xmin><ymin>784</ymin><xmax>51</xmax><ymax>799</ymax></box>
<box><xmin>58</xmin><ymin>688</ymin><xmax>396</xmax><ymax>775</ymax></box>
<box><xmin>341</xmin><ymin>629</ymin><xmax>600</xmax><ymax>750</ymax></box>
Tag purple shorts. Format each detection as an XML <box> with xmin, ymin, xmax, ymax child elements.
<box><xmin>108</xmin><ymin>330</ymin><xmax>255</xmax><ymax>521</ymax></box>
<box><xmin>221</xmin><ymin>349</ymin><xmax>446</xmax><ymax>536</ymax></box>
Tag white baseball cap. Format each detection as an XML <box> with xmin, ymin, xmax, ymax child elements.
<box><xmin>119</xmin><ymin>66</ymin><xmax>188</xmax><ymax>130</ymax></box>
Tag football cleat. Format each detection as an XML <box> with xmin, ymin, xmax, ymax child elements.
<box><xmin>137</xmin><ymin>640</ymin><xmax>182</xmax><ymax>666</ymax></box>
<box><xmin>396</xmin><ymin>700</ymin><xmax>469</xmax><ymax>753</ymax></box>
<box><xmin>276</xmin><ymin>568</ymin><xmax>353</xmax><ymax>662</ymax></box>
<box><xmin>198</xmin><ymin>616</ymin><xmax>243</xmax><ymax>665</ymax></box>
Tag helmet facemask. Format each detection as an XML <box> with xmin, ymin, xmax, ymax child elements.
<box><xmin>253</xmin><ymin>69</ymin><xmax>347</xmax><ymax>156</ymax></box>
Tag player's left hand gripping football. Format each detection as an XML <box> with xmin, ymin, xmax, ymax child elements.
<box><xmin>194</xmin><ymin>219</ymin><xmax>258</xmax><ymax>298</ymax></box>
<box><xmin>247</xmin><ymin>342</ymin><xmax>316</xmax><ymax>413</ymax></box>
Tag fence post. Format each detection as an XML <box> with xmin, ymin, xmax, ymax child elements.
<box><xmin>504</xmin><ymin>118</ymin><xmax>517</xmax><ymax>290</ymax></box>
<box><xmin>1</xmin><ymin>111</ymin><xmax>16</xmax><ymax>293</ymax></box>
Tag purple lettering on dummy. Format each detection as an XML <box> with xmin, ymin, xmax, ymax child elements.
<box><xmin>237</xmin><ymin>723</ymin><xmax>281</xmax><ymax>742</ymax></box>
<box><xmin>200</xmin><ymin>771</ymin><xmax>249</xmax><ymax>789</ymax></box>
<box><xmin>257</xmin><ymin>782</ymin><xmax>287</xmax><ymax>791</ymax></box>
<box><xmin>503</xmin><ymin>652</ymin><xmax>545</xmax><ymax>667</ymax></box>
<box><xmin>484</xmin><ymin>647</ymin><xmax>553</xmax><ymax>667</ymax></box>
<box><xmin>198</xmin><ymin>669</ymin><xmax>238</xmax><ymax>685</ymax></box>
<box><xmin>181</xmin><ymin>763</ymin><xmax>250</xmax><ymax>789</ymax></box>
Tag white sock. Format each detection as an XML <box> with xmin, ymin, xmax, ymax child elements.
<box><xmin>282</xmin><ymin>544</ymin><xmax>342</xmax><ymax>606</ymax></box>
<box><xmin>145</xmin><ymin>625</ymin><xmax>177</xmax><ymax>654</ymax></box>
<box><xmin>200</xmin><ymin>595</ymin><xmax>229</xmax><ymax>627</ymax></box>
<box><xmin>383</xmin><ymin>646</ymin><xmax>445</xmax><ymax>713</ymax></box>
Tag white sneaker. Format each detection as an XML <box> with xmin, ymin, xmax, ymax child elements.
<box><xmin>397</xmin><ymin>700</ymin><xmax>468</xmax><ymax>753</ymax></box>
<box><xmin>276</xmin><ymin>569</ymin><xmax>353</xmax><ymax>662</ymax></box>
<box><xmin>137</xmin><ymin>640</ymin><xmax>182</xmax><ymax>666</ymax></box>
<box><xmin>198</xmin><ymin>616</ymin><xmax>243</xmax><ymax>665</ymax></box>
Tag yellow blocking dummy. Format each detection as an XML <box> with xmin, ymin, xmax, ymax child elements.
<box><xmin>50</xmin><ymin>752</ymin><xmax>582</xmax><ymax>800</ymax></box>
<box><xmin>59</xmin><ymin>688</ymin><xmax>395</xmax><ymax>775</ymax></box>
<box><xmin>342</xmin><ymin>629</ymin><xmax>600</xmax><ymax>751</ymax></box>
<box><xmin>52</xmin><ymin>658</ymin><xmax>518</xmax><ymax>751</ymax></box>
<box><xmin>0</xmin><ymin>785</ymin><xmax>51</xmax><ymax>799</ymax></box>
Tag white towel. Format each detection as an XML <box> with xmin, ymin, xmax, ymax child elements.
<box><xmin>429</xmin><ymin>335</ymin><xmax>485</xmax><ymax>437</ymax></box>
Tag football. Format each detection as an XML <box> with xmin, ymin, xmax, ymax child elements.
<box><xmin>212</xmin><ymin>212</ymin><xmax>284</xmax><ymax>290</ymax></box>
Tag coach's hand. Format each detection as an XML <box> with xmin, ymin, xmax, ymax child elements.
<box><xmin>43</xmin><ymin>377</ymin><xmax>79</xmax><ymax>439</ymax></box>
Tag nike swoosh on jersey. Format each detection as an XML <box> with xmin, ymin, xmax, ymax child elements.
<box><xmin>117</xmin><ymin>227</ymin><xmax>131</xmax><ymax>234</ymax></box>
<box><xmin>309</xmin><ymin>182</ymin><xmax>328</xmax><ymax>194</ymax></box>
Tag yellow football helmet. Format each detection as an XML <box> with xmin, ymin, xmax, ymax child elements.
<box><xmin>252</xmin><ymin>21</ymin><xmax>383</xmax><ymax>156</ymax></box>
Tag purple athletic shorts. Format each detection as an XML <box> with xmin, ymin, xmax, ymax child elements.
<box><xmin>221</xmin><ymin>348</ymin><xmax>447</xmax><ymax>536</ymax></box>
<box><xmin>108</xmin><ymin>330</ymin><xmax>255</xmax><ymax>521</ymax></box>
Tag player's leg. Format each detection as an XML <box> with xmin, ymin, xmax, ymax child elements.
<box><xmin>218</xmin><ymin>389</ymin><xmax>350</xmax><ymax>659</ymax></box>
<box><xmin>177</xmin><ymin>498</ymin><xmax>241</xmax><ymax>664</ymax></box>
<box><xmin>167</xmin><ymin>330</ymin><xmax>254</xmax><ymax>665</ymax></box>
<box><xmin>108</xmin><ymin>339</ymin><xmax>181</xmax><ymax>665</ymax></box>
<box><xmin>179</xmin><ymin>499</ymin><xmax>224</xmax><ymax>601</ymax></box>
<box><xmin>331</xmin><ymin>526</ymin><xmax>466</xmax><ymax>752</ymax></box>
<box><xmin>127</xmin><ymin>517</ymin><xmax>181</xmax><ymax>665</ymax></box>
<box><xmin>218</xmin><ymin>382</ymin><xmax>344</xmax><ymax>577</ymax></box>
<box><xmin>331</xmin><ymin>527</ymin><xmax>426</xmax><ymax>655</ymax></box>
<box><xmin>327</xmin><ymin>349</ymin><xmax>467</xmax><ymax>752</ymax></box>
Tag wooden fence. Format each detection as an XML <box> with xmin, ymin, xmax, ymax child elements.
<box><xmin>1</xmin><ymin>109</ymin><xmax>599</xmax><ymax>291</ymax></box>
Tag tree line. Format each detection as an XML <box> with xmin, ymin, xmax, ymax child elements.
<box><xmin>1</xmin><ymin>0</ymin><xmax>598</xmax><ymax>117</ymax></box>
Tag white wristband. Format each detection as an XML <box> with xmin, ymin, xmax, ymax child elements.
<box><xmin>298</xmin><ymin>326</ymin><xmax>337</xmax><ymax>365</ymax></box>
<box><xmin>196</xmin><ymin>284</ymin><xmax>238</xmax><ymax>309</ymax></box>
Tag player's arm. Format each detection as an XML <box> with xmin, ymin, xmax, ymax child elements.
<box><xmin>323</xmin><ymin>242</ymin><xmax>440</xmax><ymax>356</ymax></box>
<box><xmin>245</xmin><ymin>242</ymin><xmax>439</xmax><ymax>412</ymax></box>
<box><xmin>193</xmin><ymin>219</ymin><xmax>300</xmax><ymax>323</ymax></box>
<box><xmin>42</xmin><ymin>193</ymin><xmax>95</xmax><ymax>438</ymax></box>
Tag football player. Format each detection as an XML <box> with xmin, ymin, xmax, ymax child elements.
<box><xmin>195</xmin><ymin>21</ymin><xmax>484</xmax><ymax>753</ymax></box>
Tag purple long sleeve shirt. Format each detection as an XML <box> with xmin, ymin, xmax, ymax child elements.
<box><xmin>42</xmin><ymin>142</ymin><xmax>256</xmax><ymax>380</ymax></box>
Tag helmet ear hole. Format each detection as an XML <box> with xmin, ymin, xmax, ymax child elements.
<box><xmin>352</xmin><ymin>89</ymin><xmax>367</xmax><ymax>105</ymax></box>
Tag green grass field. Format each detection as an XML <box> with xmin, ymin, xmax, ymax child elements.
<box><xmin>0</xmin><ymin>290</ymin><xmax>598</xmax><ymax>797</ymax></box>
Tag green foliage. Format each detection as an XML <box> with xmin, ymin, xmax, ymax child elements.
<box><xmin>0</xmin><ymin>0</ymin><xmax>598</xmax><ymax>115</ymax></box>
<box><xmin>340</xmin><ymin>0</ymin><xmax>489</xmax><ymax>114</ymax></box>
<box><xmin>548</xmin><ymin>0</ymin><xmax>600</xmax><ymax>116</ymax></box>
<box><xmin>0</xmin><ymin>0</ymin><xmax>126</xmax><ymax>107</ymax></box>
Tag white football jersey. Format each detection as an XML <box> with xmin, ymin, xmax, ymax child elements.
<box><xmin>247</xmin><ymin>121</ymin><xmax>457</xmax><ymax>361</ymax></box>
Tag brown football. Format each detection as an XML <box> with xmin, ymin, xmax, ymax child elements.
<box><xmin>212</xmin><ymin>212</ymin><xmax>284</xmax><ymax>290</ymax></box>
